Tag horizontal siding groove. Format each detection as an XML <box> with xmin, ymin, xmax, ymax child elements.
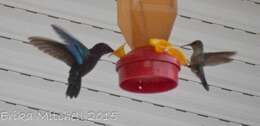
<box><xmin>0</xmin><ymin>2</ymin><xmax>116</xmax><ymax>32</ymax></box>
<box><xmin>0</xmin><ymin>26</ymin><xmax>259</xmax><ymax>67</ymax></box>
<box><xmin>0</xmin><ymin>33</ymin><xmax>259</xmax><ymax>97</ymax></box>
<box><xmin>0</xmin><ymin>3</ymin><xmax>259</xmax><ymax>66</ymax></box>
<box><xmin>0</xmin><ymin>66</ymin><xmax>253</xmax><ymax>126</ymax></box>
<box><xmin>47</xmin><ymin>15</ymin><xmax>59</xmax><ymax>19</ymax></box>
<box><xmin>0</xmin><ymin>2</ymin><xmax>259</xmax><ymax>37</ymax></box>
<box><xmin>4</xmin><ymin>101</ymin><xmax>17</xmax><ymax>106</ymax></box>
<box><xmin>245</xmin><ymin>0</ymin><xmax>260</xmax><ymax>5</ymax></box>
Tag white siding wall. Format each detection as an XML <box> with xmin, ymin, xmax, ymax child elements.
<box><xmin>0</xmin><ymin>0</ymin><xmax>259</xmax><ymax>126</ymax></box>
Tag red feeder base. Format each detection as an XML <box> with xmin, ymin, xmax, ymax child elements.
<box><xmin>116</xmin><ymin>47</ymin><xmax>181</xmax><ymax>93</ymax></box>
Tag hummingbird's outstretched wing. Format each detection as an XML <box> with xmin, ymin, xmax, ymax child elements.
<box><xmin>204</xmin><ymin>51</ymin><xmax>236</xmax><ymax>66</ymax></box>
<box><xmin>29</xmin><ymin>37</ymin><xmax>75</xmax><ymax>66</ymax></box>
<box><xmin>51</xmin><ymin>24</ymin><xmax>89</xmax><ymax>65</ymax></box>
<box><xmin>192</xmin><ymin>65</ymin><xmax>209</xmax><ymax>91</ymax></box>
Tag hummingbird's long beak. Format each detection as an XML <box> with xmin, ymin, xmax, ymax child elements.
<box><xmin>108</xmin><ymin>52</ymin><xmax>114</xmax><ymax>57</ymax></box>
<box><xmin>180</xmin><ymin>43</ymin><xmax>192</xmax><ymax>50</ymax></box>
<box><xmin>180</xmin><ymin>43</ymin><xmax>191</xmax><ymax>48</ymax></box>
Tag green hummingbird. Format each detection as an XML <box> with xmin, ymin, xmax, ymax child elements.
<box><xmin>182</xmin><ymin>40</ymin><xmax>236</xmax><ymax>91</ymax></box>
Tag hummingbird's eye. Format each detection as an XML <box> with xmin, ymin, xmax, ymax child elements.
<box><xmin>193</xmin><ymin>42</ymin><xmax>201</xmax><ymax>46</ymax></box>
<box><xmin>191</xmin><ymin>42</ymin><xmax>197</xmax><ymax>46</ymax></box>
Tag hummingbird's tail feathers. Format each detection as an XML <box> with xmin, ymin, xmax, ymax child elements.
<box><xmin>193</xmin><ymin>66</ymin><xmax>210</xmax><ymax>91</ymax></box>
<box><xmin>204</xmin><ymin>51</ymin><xmax>237</xmax><ymax>66</ymax></box>
<box><xmin>66</xmin><ymin>66</ymin><xmax>82</xmax><ymax>98</ymax></box>
<box><xmin>200</xmin><ymin>76</ymin><xmax>210</xmax><ymax>91</ymax></box>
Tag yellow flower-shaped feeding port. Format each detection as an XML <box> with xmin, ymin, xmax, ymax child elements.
<box><xmin>112</xmin><ymin>43</ymin><xmax>126</xmax><ymax>58</ymax></box>
<box><xmin>149</xmin><ymin>39</ymin><xmax>189</xmax><ymax>65</ymax></box>
<box><xmin>149</xmin><ymin>39</ymin><xmax>172</xmax><ymax>53</ymax></box>
<box><xmin>167</xmin><ymin>47</ymin><xmax>189</xmax><ymax>65</ymax></box>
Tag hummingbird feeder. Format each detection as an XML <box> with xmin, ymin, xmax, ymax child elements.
<box><xmin>114</xmin><ymin>0</ymin><xmax>188</xmax><ymax>93</ymax></box>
